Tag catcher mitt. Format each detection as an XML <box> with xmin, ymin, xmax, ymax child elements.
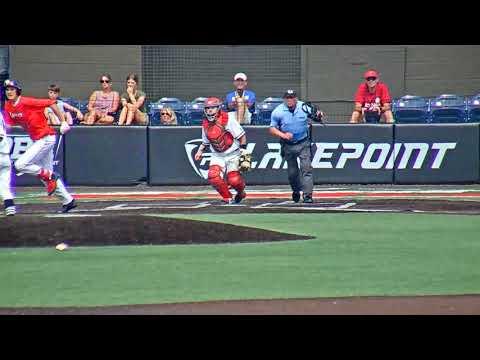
<box><xmin>239</xmin><ymin>151</ymin><xmax>253</xmax><ymax>172</ymax></box>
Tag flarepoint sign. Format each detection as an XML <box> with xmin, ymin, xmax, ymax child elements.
<box><xmin>185</xmin><ymin>140</ymin><xmax>458</xmax><ymax>178</ymax></box>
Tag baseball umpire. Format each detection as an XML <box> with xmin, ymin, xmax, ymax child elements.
<box><xmin>269</xmin><ymin>90</ymin><xmax>323</xmax><ymax>203</ymax></box>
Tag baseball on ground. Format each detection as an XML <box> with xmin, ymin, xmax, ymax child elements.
<box><xmin>55</xmin><ymin>243</ymin><xmax>69</xmax><ymax>251</ymax></box>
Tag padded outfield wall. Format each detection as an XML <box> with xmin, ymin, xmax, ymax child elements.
<box><xmin>6</xmin><ymin>124</ymin><xmax>480</xmax><ymax>186</ymax></box>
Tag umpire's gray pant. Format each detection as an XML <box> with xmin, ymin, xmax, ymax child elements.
<box><xmin>281</xmin><ymin>139</ymin><xmax>314</xmax><ymax>195</ymax></box>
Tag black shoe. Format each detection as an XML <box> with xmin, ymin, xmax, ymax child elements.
<box><xmin>61</xmin><ymin>199</ymin><xmax>77</xmax><ymax>213</ymax></box>
<box><xmin>234</xmin><ymin>191</ymin><xmax>246</xmax><ymax>204</ymax></box>
<box><xmin>303</xmin><ymin>194</ymin><xmax>313</xmax><ymax>203</ymax></box>
<box><xmin>292</xmin><ymin>191</ymin><xmax>301</xmax><ymax>203</ymax></box>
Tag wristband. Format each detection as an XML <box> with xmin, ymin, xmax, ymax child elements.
<box><xmin>240</xmin><ymin>144</ymin><xmax>247</xmax><ymax>150</ymax></box>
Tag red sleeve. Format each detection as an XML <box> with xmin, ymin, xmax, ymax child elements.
<box><xmin>380</xmin><ymin>83</ymin><xmax>391</xmax><ymax>103</ymax></box>
<box><xmin>21</xmin><ymin>96</ymin><xmax>56</xmax><ymax>109</ymax></box>
<box><xmin>3</xmin><ymin>110</ymin><xmax>14</xmax><ymax>126</ymax></box>
<box><xmin>354</xmin><ymin>84</ymin><xmax>365</xmax><ymax>103</ymax></box>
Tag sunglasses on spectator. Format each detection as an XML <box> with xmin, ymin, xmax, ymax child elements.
<box><xmin>161</xmin><ymin>112</ymin><xmax>171</xmax><ymax>116</ymax></box>
<box><xmin>100</xmin><ymin>79</ymin><xmax>110</xmax><ymax>83</ymax></box>
<box><xmin>366</xmin><ymin>77</ymin><xmax>377</xmax><ymax>81</ymax></box>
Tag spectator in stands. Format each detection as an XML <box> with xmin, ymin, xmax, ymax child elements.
<box><xmin>118</xmin><ymin>73</ymin><xmax>148</xmax><ymax>126</ymax></box>
<box><xmin>225</xmin><ymin>72</ymin><xmax>256</xmax><ymax>124</ymax></box>
<box><xmin>81</xmin><ymin>73</ymin><xmax>120</xmax><ymax>125</ymax></box>
<box><xmin>159</xmin><ymin>106</ymin><xmax>178</xmax><ymax>125</ymax></box>
<box><xmin>44</xmin><ymin>84</ymin><xmax>83</xmax><ymax>125</ymax></box>
<box><xmin>350</xmin><ymin>69</ymin><xmax>394</xmax><ymax>124</ymax></box>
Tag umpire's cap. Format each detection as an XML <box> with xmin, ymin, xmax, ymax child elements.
<box><xmin>283</xmin><ymin>89</ymin><xmax>297</xmax><ymax>98</ymax></box>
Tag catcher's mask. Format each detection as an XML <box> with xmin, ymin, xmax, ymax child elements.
<box><xmin>204</xmin><ymin>97</ymin><xmax>222</xmax><ymax>122</ymax></box>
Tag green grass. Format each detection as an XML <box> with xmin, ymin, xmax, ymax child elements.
<box><xmin>1</xmin><ymin>213</ymin><xmax>480</xmax><ymax>307</ymax></box>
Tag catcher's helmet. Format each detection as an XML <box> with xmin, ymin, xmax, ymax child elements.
<box><xmin>204</xmin><ymin>97</ymin><xmax>222</xmax><ymax>121</ymax></box>
<box><xmin>4</xmin><ymin>79</ymin><xmax>22</xmax><ymax>95</ymax></box>
<box><xmin>364</xmin><ymin>70</ymin><xmax>379</xmax><ymax>79</ymax></box>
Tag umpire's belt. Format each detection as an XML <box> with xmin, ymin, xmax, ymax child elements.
<box><xmin>281</xmin><ymin>136</ymin><xmax>309</xmax><ymax>146</ymax></box>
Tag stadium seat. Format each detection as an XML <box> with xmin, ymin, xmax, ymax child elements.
<box><xmin>392</xmin><ymin>95</ymin><xmax>430</xmax><ymax>124</ymax></box>
<box><xmin>466</xmin><ymin>94</ymin><xmax>480</xmax><ymax>123</ymax></box>
<box><xmin>148</xmin><ymin>97</ymin><xmax>186</xmax><ymax>126</ymax></box>
<box><xmin>185</xmin><ymin>97</ymin><xmax>208</xmax><ymax>125</ymax></box>
<box><xmin>58</xmin><ymin>97</ymin><xmax>82</xmax><ymax>124</ymax></box>
<box><xmin>253</xmin><ymin>97</ymin><xmax>284</xmax><ymax>125</ymax></box>
<box><xmin>77</xmin><ymin>100</ymin><xmax>89</xmax><ymax>114</ymax></box>
<box><xmin>364</xmin><ymin>111</ymin><xmax>381</xmax><ymax>123</ymax></box>
<box><xmin>429</xmin><ymin>94</ymin><xmax>467</xmax><ymax>123</ymax></box>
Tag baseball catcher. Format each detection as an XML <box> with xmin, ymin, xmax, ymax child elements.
<box><xmin>194</xmin><ymin>97</ymin><xmax>250</xmax><ymax>204</ymax></box>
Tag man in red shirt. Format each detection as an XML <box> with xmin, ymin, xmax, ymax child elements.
<box><xmin>350</xmin><ymin>70</ymin><xmax>394</xmax><ymax>124</ymax></box>
<box><xmin>3</xmin><ymin>79</ymin><xmax>77</xmax><ymax>213</ymax></box>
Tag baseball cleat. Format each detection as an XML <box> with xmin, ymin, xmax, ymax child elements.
<box><xmin>61</xmin><ymin>199</ymin><xmax>77</xmax><ymax>213</ymax></box>
<box><xmin>292</xmin><ymin>191</ymin><xmax>301</xmax><ymax>203</ymax></box>
<box><xmin>5</xmin><ymin>206</ymin><xmax>16</xmax><ymax>216</ymax></box>
<box><xmin>303</xmin><ymin>194</ymin><xmax>314</xmax><ymax>203</ymax></box>
<box><xmin>45</xmin><ymin>172</ymin><xmax>59</xmax><ymax>196</ymax></box>
<box><xmin>234</xmin><ymin>191</ymin><xmax>246</xmax><ymax>204</ymax></box>
<box><xmin>222</xmin><ymin>198</ymin><xmax>235</xmax><ymax>205</ymax></box>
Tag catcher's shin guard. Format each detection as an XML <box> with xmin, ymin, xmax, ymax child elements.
<box><xmin>226</xmin><ymin>171</ymin><xmax>245</xmax><ymax>193</ymax></box>
<box><xmin>208</xmin><ymin>165</ymin><xmax>232</xmax><ymax>200</ymax></box>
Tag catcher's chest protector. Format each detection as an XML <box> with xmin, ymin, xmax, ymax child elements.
<box><xmin>203</xmin><ymin>114</ymin><xmax>234</xmax><ymax>152</ymax></box>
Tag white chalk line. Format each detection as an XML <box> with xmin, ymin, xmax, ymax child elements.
<box><xmin>68</xmin><ymin>202</ymin><xmax>212</xmax><ymax>213</ymax></box>
<box><xmin>251</xmin><ymin>202</ymin><xmax>357</xmax><ymax>210</ymax></box>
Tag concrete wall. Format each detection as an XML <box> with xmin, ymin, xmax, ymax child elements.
<box><xmin>8</xmin><ymin>44</ymin><xmax>480</xmax><ymax>111</ymax></box>
<box><xmin>9</xmin><ymin>45</ymin><xmax>142</xmax><ymax>100</ymax></box>
<box><xmin>301</xmin><ymin>45</ymin><xmax>406</xmax><ymax>101</ymax></box>
<box><xmin>302</xmin><ymin>45</ymin><xmax>480</xmax><ymax>101</ymax></box>
<box><xmin>404</xmin><ymin>45</ymin><xmax>480</xmax><ymax>97</ymax></box>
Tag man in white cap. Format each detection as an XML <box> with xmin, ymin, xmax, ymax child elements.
<box><xmin>225</xmin><ymin>72</ymin><xmax>256</xmax><ymax>124</ymax></box>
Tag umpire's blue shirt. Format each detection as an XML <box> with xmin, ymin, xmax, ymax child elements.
<box><xmin>270</xmin><ymin>101</ymin><xmax>308</xmax><ymax>143</ymax></box>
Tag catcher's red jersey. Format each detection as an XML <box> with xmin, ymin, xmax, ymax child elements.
<box><xmin>202</xmin><ymin>111</ymin><xmax>236</xmax><ymax>153</ymax></box>
<box><xmin>4</xmin><ymin>96</ymin><xmax>56</xmax><ymax>140</ymax></box>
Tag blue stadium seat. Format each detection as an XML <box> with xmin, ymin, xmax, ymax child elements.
<box><xmin>58</xmin><ymin>97</ymin><xmax>77</xmax><ymax>107</ymax></box>
<box><xmin>466</xmin><ymin>94</ymin><xmax>480</xmax><ymax>123</ymax></box>
<box><xmin>148</xmin><ymin>97</ymin><xmax>186</xmax><ymax>126</ymax></box>
<box><xmin>58</xmin><ymin>97</ymin><xmax>82</xmax><ymax>124</ymax></box>
<box><xmin>392</xmin><ymin>95</ymin><xmax>430</xmax><ymax>124</ymax></box>
<box><xmin>364</xmin><ymin>111</ymin><xmax>381</xmax><ymax>123</ymax></box>
<box><xmin>253</xmin><ymin>97</ymin><xmax>284</xmax><ymax>125</ymax></box>
<box><xmin>185</xmin><ymin>97</ymin><xmax>208</xmax><ymax>125</ymax></box>
<box><xmin>77</xmin><ymin>100</ymin><xmax>89</xmax><ymax>114</ymax></box>
<box><xmin>429</xmin><ymin>94</ymin><xmax>467</xmax><ymax>123</ymax></box>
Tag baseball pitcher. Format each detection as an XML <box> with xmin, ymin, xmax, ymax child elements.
<box><xmin>3</xmin><ymin>79</ymin><xmax>76</xmax><ymax>213</ymax></box>
<box><xmin>0</xmin><ymin>109</ymin><xmax>15</xmax><ymax>216</ymax></box>
<box><xmin>194</xmin><ymin>97</ymin><xmax>250</xmax><ymax>204</ymax></box>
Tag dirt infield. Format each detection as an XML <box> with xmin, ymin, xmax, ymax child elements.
<box><xmin>0</xmin><ymin>215</ymin><xmax>311</xmax><ymax>247</ymax></box>
<box><xmin>2</xmin><ymin>295</ymin><xmax>480</xmax><ymax>315</ymax></box>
